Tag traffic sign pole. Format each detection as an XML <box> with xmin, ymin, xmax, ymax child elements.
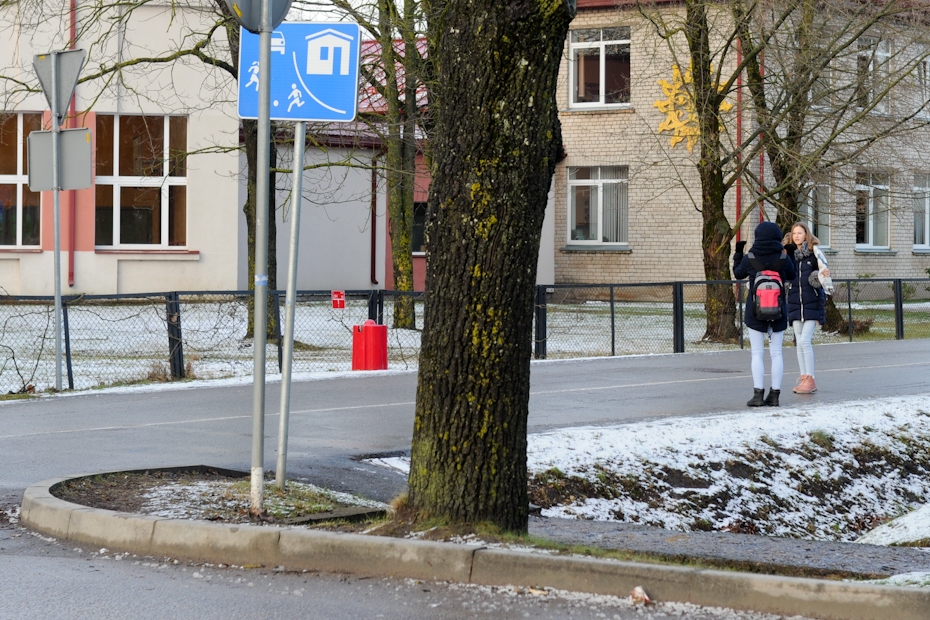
<box><xmin>51</xmin><ymin>53</ymin><xmax>62</xmax><ymax>392</ymax></box>
<box><xmin>250</xmin><ymin>0</ymin><xmax>273</xmax><ymax>516</ymax></box>
<box><xmin>275</xmin><ymin>121</ymin><xmax>305</xmax><ymax>490</ymax></box>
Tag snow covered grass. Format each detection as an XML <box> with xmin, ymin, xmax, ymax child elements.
<box><xmin>368</xmin><ymin>394</ymin><xmax>930</xmax><ymax>546</ymax></box>
<box><xmin>140</xmin><ymin>479</ymin><xmax>388</xmax><ymax>523</ymax></box>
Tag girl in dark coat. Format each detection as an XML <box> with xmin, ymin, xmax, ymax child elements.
<box><xmin>783</xmin><ymin>222</ymin><xmax>830</xmax><ymax>395</ymax></box>
<box><xmin>733</xmin><ymin>221</ymin><xmax>797</xmax><ymax>407</ymax></box>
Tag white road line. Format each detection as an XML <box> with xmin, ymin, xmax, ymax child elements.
<box><xmin>1</xmin><ymin>361</ymin><xmax>926</xmax><ymax>440</ymax></box>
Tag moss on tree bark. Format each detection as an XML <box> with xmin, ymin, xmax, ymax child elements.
<box><xmin>408</xmin><ymin>0</ymin><xmax>573</xmax><ymax>532</ymax></box>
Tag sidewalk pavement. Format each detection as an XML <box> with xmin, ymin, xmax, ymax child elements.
<box><xmin>21</xmin><ymin>472</ymin><xmax>930</xmax><ymax>620</ymax></box>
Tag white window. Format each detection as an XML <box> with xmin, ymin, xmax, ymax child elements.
<box><xmin>568</xmin><ymin>166</ymin><xmax>628</xmax><ymax>244</ymax></box>
<box><xmin>855</xmin><ymin>172</ymin><xmax>890</xmax><ymax>248</ymax></box>
<box><xmin>916</xmin><ymin>53</ymin><xmax>930</xmax><ymax>117</ymax></box>
<box><xmin>856</xmin><ymin>37</ymin><xmax>890</xmax><ymax>112</ymax></box>
<box><xmin>914</xmin><ymin>173</ymin><xmax>930</xmax><ymax>247</ymax></box>
<box><xmin>569</xmin><ymin>27</ymin><xmax>631</xmax><ymax>108</ymax></box>
<box><xmin>800</xmin><ymin>181</ymin><xmax>831</xmax><ymax>248</ymax></box>
<box><xmin>0</xmin><ymin>113</ymin><xmax>42</xmax><ymax>247</ymax></box>
<box><xmin>94</xmin><ymin>115</ymin><xmax>187</xmax><ymax>247</ymax></box>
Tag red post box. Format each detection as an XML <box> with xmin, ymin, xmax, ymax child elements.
<box><xmin>352</xmin><ymin>319</ymin><xmax>388</xmax><ymax>370</ymax></box>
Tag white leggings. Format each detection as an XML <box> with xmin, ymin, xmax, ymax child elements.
<box><xmin>748</xmin><ymin>327</ymin><xmax>784</xmax><ymax>391</ymax></box>
<box><xmin>792</xmin><ymin>319</ymin><xmax>818</xmax><ymax>377</ymax></box>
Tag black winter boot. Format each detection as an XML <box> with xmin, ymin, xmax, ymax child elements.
<box><xmin>764</xmin><ymin>389</ymin><xmax>780</xmax><ymax>407</ymax></box>
<box><xmin>747</xmin><ymin>388</ymin><xmax>765</xmax><ymax>407</ymax></box>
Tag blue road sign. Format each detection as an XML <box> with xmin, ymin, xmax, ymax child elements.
<box><xmin>238</xmin><ymin>22</ymin><xmax>361</xmax><ymax>122</ymax></box>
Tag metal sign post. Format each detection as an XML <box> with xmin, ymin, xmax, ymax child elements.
<box><xmin>275</xmin><ymin>121</ymin><xmax>305</xmax><ymax>490</ymax></box>
<box><xmin>226</xmin><ymin>0</ymin><xmax>293</xmax><ymax>517</ymax></box>
<box><xmin>238</xmin><ymin>21</ymin><xmax>360</xmax><ymax>491</ymax></box>
<box><xmin>32</xmin><ymin>49</ymin><xmax>86</xmax><ymax>392</ymax></box>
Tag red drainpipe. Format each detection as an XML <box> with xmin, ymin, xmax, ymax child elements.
<box><xmin>68</xmin><ymin>0</ymin><xmax>77</xmax><ymax>286</ymax></box>
<box><xmin>758</xmin><ymin>49</ymin><xmax>766</xmax><ymax>224</ymax></box>
<box><xmin>370</xmin><ymin>154</ymin><xmax>379</xmax><ymax>284</ymax></box>
<box><xmin>735</xmin><ymin>40</ymin><xmax>742</xmax><ymax>243</ymax></box>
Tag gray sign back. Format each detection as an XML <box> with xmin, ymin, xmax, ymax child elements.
<box><xmin>27</xmin><ymin>128</ymin><xmax>92</xmax><ymax>192</ymax></box>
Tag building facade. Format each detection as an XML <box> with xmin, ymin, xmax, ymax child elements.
<box><xmin>552</xmin><ymin>0</ymin><xmax>930</xmax><ymax>285</ymax></box>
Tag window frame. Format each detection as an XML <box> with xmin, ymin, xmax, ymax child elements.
<box><xmin>94</xmin><ymin>114</ymin><xmax>187</xmax><ymax>249</ymax></box>
<box><xmin>855</xmin><ymin>36</ymin><xmax>891</xmax><ymax>113</ymax></box>
<box><xmin>914</xmin><ymin>173</ymin><xmax>930</xmax><ymax>249</ymax></box>
<box><xmin>0</xmin><ymin>112</ymin><xmax>42</xmax><ymax>248</ymax></box>
<box><xmin>566</xmin><ymin>166</ymin><xmax>629</xmax><ymax>246</ymax></box>
<box><xmin>568</xmin><ymin>27</ymin><xmax>632</xmax><ymax>109</ymax></box>
<box><xmin>855</xmin><ymin>172</ymin><xmax>891</xmax><ymax>249</ymax></box>
<box><xmin>915</xmin><ymin>51</ymin><xmax>930</xmax><ymax>118</ymax></box>
<box><xmin>799</xmin><ymin>179</ymin><xmax>832</xmax><ymax>248</ymax></box>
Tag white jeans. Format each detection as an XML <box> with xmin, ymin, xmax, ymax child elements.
<box><xmin>792</xmin><ymin>319</ymin><xmax>818</xmax><ymax>377</ymax></box>
<box><xmin>748</xmin><ymin>327</ymin><xmax>784</xmax><ymax>391</ymax></box>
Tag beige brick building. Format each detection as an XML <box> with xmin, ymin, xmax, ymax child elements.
<box><xmin>551</xmin><ymin>0</ymin><xmax>930</xmax><ymax>285</ymax></box>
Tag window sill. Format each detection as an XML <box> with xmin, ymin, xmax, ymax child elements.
<box><xmin>853</xmin><ymin>247</ymin><xmax>897</xmax><ymax>256</ymax></box>
<box><xmin>913</xmin><ymin>247</ymin><xmax>930</xmax><ymax>255</ymax></box>
<box><xmin>0</xmin><ymin>248</ymin><xmax>42</xmax><ymax>253</ymax></box>
<box><xmin>820</xmin><ymin>248</ymin><xmax>838</xmax><ymax>254</ymax></box>
<box><xmin>562</xmin><ymin>106</ymin><xmax>634</xmax><ymax>115</ymax></box>
<box><xmin>96</xmin><ymin>249</ymin><xmax>200</xmax><ymax>258</ymax></box>
<box><xmin>560</xmin><ymin>244</ymin><xmax>631</xmax><ymax>253</ymax></box>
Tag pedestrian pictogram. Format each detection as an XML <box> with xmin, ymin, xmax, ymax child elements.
<box><xmin>237</xmin><ymin>22</ymin><xmax>361</xmax><ymax>122</ymax></box>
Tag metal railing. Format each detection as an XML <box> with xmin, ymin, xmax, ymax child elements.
<box><xmin>2</xmin><ymin>278</ymin><xmax>928</xmax><ymax>393</ymax></box>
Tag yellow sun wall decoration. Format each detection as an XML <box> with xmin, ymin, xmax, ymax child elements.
<box><xmin>655</xmin><ymin>64</ymin><xmax>733</xmax><ymax>152</ymax></box>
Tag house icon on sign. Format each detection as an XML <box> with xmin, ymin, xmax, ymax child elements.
<box><xmin>305</xmin><ymin>29</ymin><xmax>354</xmax><ymax>76</ymax></box>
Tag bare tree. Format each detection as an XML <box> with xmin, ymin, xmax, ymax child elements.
<box><xmin>298</xmin><ymin>0</ymin><xmax>428</xmax><ymax>329</ymax></box>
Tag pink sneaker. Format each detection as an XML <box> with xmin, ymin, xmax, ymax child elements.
<box><xmin>795</xmin><ymin>375</ymin><xmax>817</xmax><ymax>394</ymax></box>
<box><xmin>792</xmin><ymin>375</ymin><xmax>808</xmax><ymax>394</ymax></box>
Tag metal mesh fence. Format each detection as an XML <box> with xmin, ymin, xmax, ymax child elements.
<box><xmin>540</xmin><ymin>284</ymin><xmax>676</xmax><ymax>358</ymax></box>
<box><xmin>0</xmin><ymin>298</ymin><xmax>58</xmax><ymax>394</ymax></box>
<box><xmin>2</xmin><ymin>279</ymin><xmax>928</xmax><ymax>394</ymax></box>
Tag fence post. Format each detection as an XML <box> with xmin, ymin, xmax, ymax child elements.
<box><xmin>893</xmin><ymin>279</ymin><xmax>905</xmax><ymax>340</ymax></box>
<box><xmin>62</xmin><ymin>300</ymin><xmax>74</xmax><ymax>390</ymax></box>
<box><xmin>378</xmin><ymin>289</ymin><xmax>385</xmax><ymax>324</ymax></box>
<box><xmin>847</xmin><ymin>281</ymin><xmax>854</xmax><ymax>342</ymax></box>
<box><xmin>368</xmin><ymin>290</ymin><xmax>379</xmax><ymax>322</ymax></box>
<box><xmin>672</xmin><ymin>282</ymin><xmax>685</xmax><ymax>354</ymax></box>
<box><xmin>165</xmin><ymin>292</ymin><xmax>185</xmax><ymax>379</ymax></box>
<box><xmin>534</xmin><ymin>285</ymin><xmax>547</xmax><ymax>360</ymax></box>
<box><xmin>273</xmin><ymin>291</ymin><xmax>283</xmax><ymax>372</ymax></box>
<box><xmin>609</xmin><ymin>286</ymin><xmax>616</xmax><ymax>356</ymax></box>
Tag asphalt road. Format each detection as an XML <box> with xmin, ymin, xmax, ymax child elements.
<box><xmin>2</xmin><ymin>338</ymin><xmax>929</xmax><ymax>618</ymax></box>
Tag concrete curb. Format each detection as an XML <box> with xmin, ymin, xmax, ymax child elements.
<box><xmin>21</xmin><ymin>475</ymin><xmax>930</xmax><ymax>620</ymax></box>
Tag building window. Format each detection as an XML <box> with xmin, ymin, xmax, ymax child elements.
<box><xmin>94</xmin><ymin>115</ymin><xmax>187</xmax><ymax>247</ymax></box>
<box><xmin>914</xmin><ymin>173</ymin><xmax>930</xmax><ymax>247</ymax></box>
<box><xmin>856</xmin><ymin>37</ymin><xmax>890</xmax><ymax>112</ymax></box>
<box><xmin>799</xmin><ymin>181</ymin><xmax>831</xmax><ymax>247</ymax></box>
<box><xmin>0</xmin><ymin>113</ymin><xmax>42</xmax><ymax>247</ymax></box>
<box><xmin>411</xmin><ymin>201</ymin><xmax>427</xmax><ymax>253</ymax></box>
<box><xmin>915</xmin><ymin>52</ymin><xmax>930</xmax><ymax>117</ymax></box>
<box><xmin>568</xmin><ymin>166</ymin><xmax>628</xmax><ymax>244</ymax></box>
<box><xmin>855</xmin><ymin>172</ymin><xmax>890</xmax><ymax>248</ymax></box>
<box><xmin>569</xmin><ymin>27</ymin><xmax>631</xmax><ymax>107</ymax></box>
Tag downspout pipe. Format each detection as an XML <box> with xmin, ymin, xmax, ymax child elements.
<box><xmin>370</xmin><ymin>154</ymin><xmax>378</xmax><ymax>284</ymax></box>
<box><xmin>736</xmin><ymin>39</ymin><xmax>742</xmax><ymax>243</ymax></box>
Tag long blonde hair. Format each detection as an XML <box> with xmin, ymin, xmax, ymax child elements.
<box><xmin>783</xmin><ymin>221</ymin><xmax>820</xmax><ymax>250</ymax></box>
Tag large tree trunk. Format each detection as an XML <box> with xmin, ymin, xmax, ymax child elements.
<box><xmin>408</xmin><ymin>0</ymin><xmax>573</xmax><ymax>532</ymax></box>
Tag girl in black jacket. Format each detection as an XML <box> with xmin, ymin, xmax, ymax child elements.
<box><xmin>733</xmin><ymin>221</ymin><xmax>798</xmax><ymax>407</ymax></box>
<box><xmin>783</xmin><ymin>222</ymin><xmax>830</xmax><ymax>395</ymax></box>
